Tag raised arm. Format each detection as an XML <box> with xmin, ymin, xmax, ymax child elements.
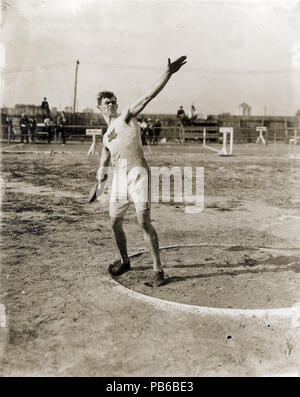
<box><xmin>96</xmin><ymin>145</ymin><xmax>111</xmax><ymax>182</ymax></box>
<box><xmin>122</xmin><ymin>56</ymin><xmax>187</xmax><ymax>123</ymax></box>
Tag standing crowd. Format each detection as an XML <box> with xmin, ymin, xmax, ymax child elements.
<box><xmin>137</xmin><ymin>117</ymin><xmax>162</xmax><ymax>145</ymax></box>
<box><xmin>2</xmin><ymin>99</ymin><xmax>197</xmax><ymax>146</ymax></box>
<box><xmin>2</xmin><ymin>97</ymin><xmax>67</xmax><ymax>144</ymax></box>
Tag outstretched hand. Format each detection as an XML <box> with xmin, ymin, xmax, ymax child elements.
<box><xmin>168</xmin><ymin>56</ymin><xmax>187</xmax><ymax>74</ymax></box>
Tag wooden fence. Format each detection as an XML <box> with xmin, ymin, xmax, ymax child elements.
<box><xmin>1</xmin><ymin>124</ymin><xmax>299</xmax><ymax>144</ymax></box>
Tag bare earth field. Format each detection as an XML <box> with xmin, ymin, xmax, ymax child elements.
<box><xmin>0</xmin><ymin>142</ymin><xmax>300</xmax><ymax>376</ymax></box>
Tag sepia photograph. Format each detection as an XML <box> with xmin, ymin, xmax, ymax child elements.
<box><xmin>0</xmin><ymin>0</ymin><xmax>299</xmax><ymax>381</ymax></box>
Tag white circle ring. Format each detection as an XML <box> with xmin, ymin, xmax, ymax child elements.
<box><xmin>106</xmin><ymin>243</ymin><xmax>300</xmax><ymax>320</ymax></box>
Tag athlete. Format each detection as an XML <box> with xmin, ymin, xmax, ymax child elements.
<box><xmin>96</xmin><ymin>56</ymin><xmax>187</xmax><ymax>287</ymax></box>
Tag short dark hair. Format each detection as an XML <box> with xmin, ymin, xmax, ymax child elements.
<box><xmin>97</xmin><ymin>91</ymin><xmax>116</xmax><ymax>106</ymax></box>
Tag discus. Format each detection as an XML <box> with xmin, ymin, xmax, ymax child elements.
<box><xmin>88</xmin><ymin>180</ymin><xmax>107</xmax><ymax>203</ymax></box>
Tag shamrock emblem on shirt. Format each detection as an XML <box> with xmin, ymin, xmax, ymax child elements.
<box><xmin>108</xmin><ymin>128</ymin><xmax>117</xmax><ymax>142</ymax></box>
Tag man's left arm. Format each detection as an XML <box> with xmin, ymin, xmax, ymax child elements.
<box><xmin>121</xmin><ymin>56</ymin><xmax>187</xmax><ymax>123</ymax></box>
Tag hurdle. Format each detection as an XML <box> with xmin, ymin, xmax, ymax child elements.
<box><xmin>86</xmin><ymin>128</ymin><xmax>102</xmax><ymax>156</ymax></box>
<box><xmin>203</xmin><ymin>127</ymin><xmax>233</xmax><ymax>156</ymax></box>
<box><xmin>288</xmin><ymin>129</ymin><xmax>300</xmax><ymax>159</ymax></box>
<box><xmin>36</xmin><ymin>123</ymin><xmax>49</xmax><ymax>140</ymax></box>
<box><xmin>255</xmin><ymin>126</ymin><xmax>267</xmax><ymax>145</ymax></box>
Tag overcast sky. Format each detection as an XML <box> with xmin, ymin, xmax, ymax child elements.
<box><xmin>1</xmin><ymin>0</ymin><xmax>300</xmax><ymax>115</ymax></box>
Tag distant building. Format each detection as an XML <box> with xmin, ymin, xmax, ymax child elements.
<box><xmin>219</xmin><ymin>113</ymin><xmax>231</xmax><ymax>119</ymax></box>
<box><xmin>64</xmin><ymin>106</ymin><xmax>73</xmax><ymax>113</ymax></box>
<box><xmin>82</xmin><ymin>107</ymin><xmax>94</xmax><ymax>113</ymax></box>
<box><xmin>239</xmin><ymin>103</ymin><xmax>251</xmax><ymax>116</ymax></box>
<box><xmin>15</xmin><ymin>104</ymin><xmax>39</xmax><ymax>116</ymax></box>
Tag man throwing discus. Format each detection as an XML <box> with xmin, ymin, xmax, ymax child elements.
<box><xmin>95</xmin><ymin>56</ymin><xmax>187</xmax><ymax>287</ymax></box>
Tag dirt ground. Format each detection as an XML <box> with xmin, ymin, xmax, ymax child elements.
<box><xmin>0</xmin><ymin>142</ymin><xmax>300</xmax><ymax>376</ymax></box>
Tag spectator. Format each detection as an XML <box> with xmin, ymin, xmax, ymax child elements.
<box><xmin>176</xmin><ymin>105</ymin><xmax>185</xmax><ymax>120</ymax></box>
<box><xmin>140</xmin><ymin>117</ymin><xmax>147</xmax><ymax>130</ymax></box>
<box><xmin>41</xmin><ymin>97</ymin><xmax>50</xmax><ymax>118</ymax></box>
<box><xmin>153</xmin><ymin>118</ymin><xmax>162</xmax><ymax>145</ymax></box>
<box><xmin>7</xmin><ymin>118</ymin><xmax>15</xmax><ymax>141</ymax></box>
<box><xmin>56</xmin><ymin>111</ymin><xmax>66</xmax><ymax>144</ymax></box>
<box><xmin>55</xmin><ymin>115</ymin><xmax>60</xmax><ymax>141</ymax></box>
<box><xmin>29</xmin><ymin>118</ymin><xmax>36</xmax><ymax>143</ymax></box>
<box><xmin>137</xmin><ymin>117</ymin><xmax>143</xmax><ymax>130</ymax></box>
<box><xmin>50</xmin><ymin>118</ymin><xmax>55</xmax><ymax>143</ymax></box>
<box><xmin>3</xmin><ymin>115</ymin><xmax>9</xmax><ymax>140</ymax></box>
<box><xmin>44</xmin><ymin>117</ymin><xmax>53</xmax><ymax>144</ymax></box>
<box><xmin>140</xmin><ymin>117</ymin><xmax>148</xmax><ymax>145</ymax></box>
<box><xmin>144</xmin><ymin>118</ymin><xmax>154</xmax><ymax>145</ymax></box>
<box><xmin>189</xmin><ymin>104</ymin><xmax>197</xmax><ymax>120</ymax></box>
<box><xmin>19</xmin><ymin>113</ymin><xmax>30</xmax><ymax>144</ymax></box>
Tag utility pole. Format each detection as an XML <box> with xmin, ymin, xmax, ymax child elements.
<box><xmin>73</xmin><ymin>60</ymin><xmax>80</xmax><ymax>124</ymax></box>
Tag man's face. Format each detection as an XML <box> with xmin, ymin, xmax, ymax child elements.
<box><xmin>99</xmin><ymin>96</ymin><xmax>118</xmax><ymax>117</ymax></box>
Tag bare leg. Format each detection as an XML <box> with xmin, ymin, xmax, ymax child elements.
<box><xmin>110</xmin><ymin>217</ymin><xmax>129</xmax><ymax>264</ymax></box>
<box><xmin>136</xmin><ymin>209</ymin><xmax>162</xmax><ymax>272</ymax></box>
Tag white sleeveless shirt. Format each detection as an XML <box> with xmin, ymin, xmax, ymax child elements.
<box><xmin>103</xmin><ymin>115</ymin><xmax>146</xmax><ymax>170</ymax></box>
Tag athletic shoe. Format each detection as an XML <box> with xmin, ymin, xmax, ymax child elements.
<box><xmin>145</xmin><ymin>270</ymin><xmax>165</xmax><ymax>287</ymax></box>
<box><xmin>108</xmin><ymin>260</ymin><xmax>131</xmax><ymax>276</ymax></box>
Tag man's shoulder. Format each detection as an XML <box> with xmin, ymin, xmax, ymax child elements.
<box><xmin>120</xmin><ymin>107</ymin><xmax>142</xmax><ymax>125</ymax></box>
<box><xmin>117</xmin><ymin>111</ymin><xmax>139</xmax><ymax>127</ymax></box>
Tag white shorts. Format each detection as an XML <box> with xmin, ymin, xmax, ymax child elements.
<box><xmin>109</xmin><ymin>165</ymin><xmax>150</xmax><ymax>218</ymax></box>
